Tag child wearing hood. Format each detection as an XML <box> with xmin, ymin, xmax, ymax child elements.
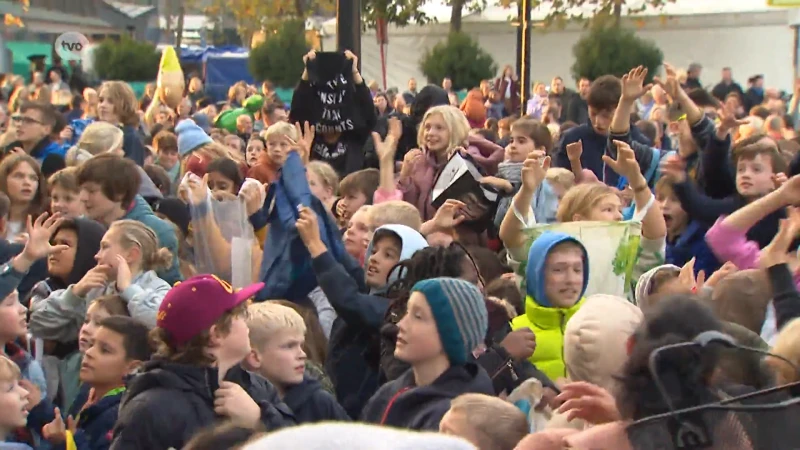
<box><xmin>296</xmin><ymin>207</ymin><xmax>428</xmax><ymax>419</ymax></box>
<box><xmin>25</xmin><ymin>217</ymin><xmax>105</xmax><ymax>411</ymax></box>
<box><xmin>361</xmin><ymin>277</ymin><xmax>493</xmax><ymax>431</ymax></box>
<box><xmin>547</xmin><ymin>294</ymin><xmax>643</xmax><ymax>430</ymax></box>
<box><xmin>511</xmin><ymin>231</ymin><xmax>589</xmax><ymax>381</ymax></box>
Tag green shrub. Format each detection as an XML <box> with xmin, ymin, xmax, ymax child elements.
<box><xmin>93</xmin><ymin>36</ymin><xmax>160</xmax><ymax>82</ymax></box>
<box><xmin>571</xmin><ymin>24</ymin><xmax>663</xmax><ymax>83</ymax></box>
<box><xmin>249</xmin><ymin>20</ymin><xmax>309</xmax><ymax>88</ymax></box>
<box><xmin>420</xmin><ymin>32</ymin><xmax>497</xmax><ymax>91</ymax></box>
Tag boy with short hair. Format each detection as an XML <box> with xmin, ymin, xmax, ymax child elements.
<box><xmin>75</xmin><ymin>153</ymin><xmax>182</xmax><ymax>284</ymax></box>
<box><xmin>654</xmin><ymin>177</ymin><xmax>719</xmax><ymax>275</ymax></box>
<box><xmin>42</xmin><ymin>316</ymin><xmax>151</xmax><ymax>450</ymax></box>
<box><xmin>439</xmin><ymin>393</ymin><xmax>528</xmax><ymax>450</ymax></box>
<box><xmin>244</xmin><ymin>302</ymin><xmax>348</xmax><ymax>424</ymax></box>
<box><xmin>368</xmin><ymin>200</ymin><xmax>422</xmax><ymax>232</ymax></box>
<box><xmin>361</xmin><ymin>277</ymin><xmax>492</xmax><ymax>430</ymax></box>
<box><xmin>48</xmin><ymin>169</ymin><xmax>84</xmax><ymax>218</ymax></box>
<box><xmin>664</xmin><ymin>133</ymin><xmax>787</xmax><ymax>249</ymax></box>
<box><xmin>337</xmin><ymin>169</ymin><xmax>380</xmax><ymax>226</ymax></box>
<box><xmin>481</xmin><ymin>118</ymin><xmax>559</xmax><ymax>225</ymax></box>
<box><xmin>153</xmin><ymin>130</ymin><xmax>180</xmax><ymax>194</ymax></box>
<box><xmin>110</xmin><ymin>274</ymin><xmax>294</xmax><ymax>450</ymax></box>
<box><xmin>296</xmin><ymin>207</ymin><xmax>428</xmax><ymax>419</ymax></box>
<box><xmin>0</xmin><ymin>354</ymin><xmax>31</xmax><ymax>449</ymax></box>
<box><xmin>554</xmin><ymin>74</ymin><xmax>656</xmax><ymax>187</ymax></box>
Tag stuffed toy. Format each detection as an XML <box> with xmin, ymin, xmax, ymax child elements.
<box><xmin>156</xmin><ymin>46</ymin><xmax>185</xmax><ymax>110</ymax></box>
<box><xmin>214</xmin><ymin>94</ymin><xmax>264</xmax><ymax>133</ymax></box>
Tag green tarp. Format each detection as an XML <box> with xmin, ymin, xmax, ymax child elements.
<box><xmin>5</xmin><ymin>41</ymin><xmax>52</xmax><ymax>78</ymax></box>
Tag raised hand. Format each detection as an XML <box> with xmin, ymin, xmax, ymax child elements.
<box><xmin>778</xmin><ymin>174</ymin><xmax>800</xmax><ymax>205</ymax></box>
<box><xmin>431</xmin><ymin>199</ymin><xmax>467</xmax><ymax>232</ymax></box>
<box><xmin>344</xmin><ymin>50</ymin><xmax>359</xmax><ymax>74</ymax></box>
<box><xmin>289</xmin><ymin>121</ymin><xmax>315</xmax><ymax>163</ymax></box>
<box><xmin>603</xmin><ymin>140</ymin><xmax>642</xmax><ymax>181</ymax></box>
<box><xmin>653</xmin><ymin>63</ymin><xmax>681</xmax><ymax>100</ymax></box>
<box><xmin>759</xmin><ymin>208</ymin><xmax>800</xmax><ymax>269</ymax></box>
<box><xmin>659</xmin><ymin>154</ymin><xmax>687</xmax><ymax>184</ymax></box>
<box><xmin>20</xmin><ymin>213</ymin><xmax>67</xmax><ymax>262</ymax></box>
<box><xmin>302</xmin><ymin>50</ymin><xmax>317</xmax><ymax>65</ymax></box>
<box><xmin>179</xmin><ymin>173</ymin><xmax>209</xmax><ymax>206</ymax></box>
<box><xmin>566</xmin><ymin>141</ymin><xmax>583</xmax><ymax>162</ymax></box>
<box><xmin>703</xmin><ymin>261</ymin><xmax>738</xmax><ymax>289</ymax></box>
<box><xmin>521</xmin><ymin>150</ymin><xmax>550</xmax><ymax>192</ymax></box>
<box><xmin>620</xmin><ymin>66</ymin><xmax>653</xmax><ymax>101</ymax></box>
<box><xmin>717</xmin><ymin>103</ymin><xmax>748</xmax><ymax>137</ymax></box>
<box><xmin>239</xmin><ymin>182</ymin><xmax>266</xmax><ymax>217</ymax></box>
<box><xmin>372</xmin><ymin>117</ymin><xmax>403</xmax><ymax>163</ymax></box>
<box><xmin>296</xmin><ymin>206</ymin><xmax>322</xmax><ymax>249</ymax></box>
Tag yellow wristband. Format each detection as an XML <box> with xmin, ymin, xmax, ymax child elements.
<box><xmin>65</xmin><ymin>430</ymin><xmax>77</xmax><ymax>450</ymax></box>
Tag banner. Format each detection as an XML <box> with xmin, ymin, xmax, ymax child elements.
<box><xmin>519</xmin><ymin>220</ymin><xmax>642</xmax><ymax>300</ymax></box>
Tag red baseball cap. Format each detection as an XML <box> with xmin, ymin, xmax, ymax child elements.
<box><xmin>157</xmin><ymin>274</ymin><xmax>264</xmax><ymax>347</ymax></box>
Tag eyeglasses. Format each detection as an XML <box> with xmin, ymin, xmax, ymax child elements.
<box><xmin>11</xmin><ymin>115</ymin><xmax>42</xmax><ymax>125</ymax></box>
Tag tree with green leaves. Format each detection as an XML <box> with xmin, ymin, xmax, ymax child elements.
<box><xmin>93</xmin><ymin>37</ymin><xmax>161</xmax><ymax>82</ymax></box>
<box><xmin>249</xmin><ymin>20</ymin><xmax>309</xmax><ymax>87</ymax></box>
<box><xmin>361</xmin><ymin>0</ymin><xmax>432</xmax><ymax>30</ymax></box>
<box><xmin>571</xmin><ymin>23</ymin><xmax>662</xmax><ymax>83</ymax></box>
<box><xmin>420</xmin><ymin>32</ymin><xmax>496</xmax><ymax>90</ymax></box>
<box><xmin>205</xmin><ymin>0</ymin><xmax>334</xmax><ymax>47</ymax></box>
<box><xmin>516</xmin><ymin>0</ymin><xmax>676</xmax><ymax>28</ymax></box>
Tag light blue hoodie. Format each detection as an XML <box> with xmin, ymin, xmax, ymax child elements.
<box><xmin>364</xmin><ymin>224</ymin><xmax>429</xmax><ymax>294</ymax></box>
<box><xmin>524</xmin><ymin>231</ymin><xmax>589</xmax><ymax>307</ymax></box>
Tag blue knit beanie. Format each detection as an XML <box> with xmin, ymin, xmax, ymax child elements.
<box><xmin>411</xmin><ymin>278</ymin><xmax>488</xmax><ymax>365</ymax></box>
<box><xmin>175</xmin><ymin>118</ymin><xmax>212</xmax><ymax>157</ymax></box>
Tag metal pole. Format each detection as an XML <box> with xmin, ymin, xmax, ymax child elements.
<box><xmin>516</xmin><ymin>0</ymin><xmax>531</xmax><ymax>116</ymax></box>
<box><xmin>337</xmin><ymin>0</ymin><xmax>361</xmax><ymax>72</ymax></box>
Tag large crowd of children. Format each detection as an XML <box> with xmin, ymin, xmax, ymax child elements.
<box><xmin>0</xmin><ymin>49</ymin><xmax>795</xmax><ymax>449</ymax></box>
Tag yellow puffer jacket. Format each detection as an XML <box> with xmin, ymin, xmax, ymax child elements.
<box><xmin>511</xmin><ymin>296</ymin><xmax>586</xmax><ymax>381</ymax></box>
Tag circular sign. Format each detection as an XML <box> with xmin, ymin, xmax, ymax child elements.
<box><xmin>54</xmin><ymin>32</ymin><xmax>90</xmax><ymax>62</ymax></box>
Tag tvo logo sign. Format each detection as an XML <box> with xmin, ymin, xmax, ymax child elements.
<box><xmin>54</xmin><ymin>32</ymin><xmax>90</xmax><ymax>62</ymax></box>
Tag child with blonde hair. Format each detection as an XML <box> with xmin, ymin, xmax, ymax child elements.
<box><xmin>369</xmin><ymin>200</ymin><xmax>422</xmax><ymax>232</ymax></box>
<box><xmin>244</xmin><ymin>302</ymin><xmax>348</xmax><ymax>424</ymax></box>
<box><xmin>545</xmin><ymin>167</ymin><xmax>575</xmax><ymax>200</ymax></box>
<box><xmin>307</xmin><ymin>160</ymin><xmax>339</xmax><ymax>213</ymax></box>
<box><xmin>248</xmin><ymin>122</ymin><xmax>300</xmax><ymax>185</ymax></box>
<box><xmin>0</xmin><ymin>354</ymin><xmax>30</xmax><ymax>448</ymax></box>
<box><xmin>65</xmin><ymin>122</ymin><xmax>124</xmax><ymax>166</ymax></box>
<box><xmin>30</xmin><ymin>220</ymin><xmax>172</xmax><ymax>342</ymax></box>
<box><xmin>440</xmin><ymin>393</ymin><xmax>528</xmax><ymax>450</ymax></box>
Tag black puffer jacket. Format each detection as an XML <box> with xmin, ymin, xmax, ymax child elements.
<box><xmin>109</xmin><ymin>361</ymin><xmax>295</xmax><ymax>450</ymax></box>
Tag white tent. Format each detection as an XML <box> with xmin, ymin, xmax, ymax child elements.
<box><xmin>322</xmin><ymin>0</ymin><xmax>799</xmax><ymax>91</ymax></box>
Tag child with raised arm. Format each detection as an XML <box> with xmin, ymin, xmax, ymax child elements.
<box><xmin>30</xmin><ymin>220</ymin><xmax>171</xmax><ymax>340</ymax></box>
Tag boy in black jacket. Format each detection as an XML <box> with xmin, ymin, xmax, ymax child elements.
<box><xmin>42</xmin><ymin>316</ymin><xmax>151</xmax><ymax>450</ymax></box>
<box><xmin>362</xmin><ymin>278</ymin><xmax>494</xmax><ymax>431</ymax></box>
<box><xmin>109</xmin><ymin>275</ymin><xmax>295</xmax><ymax>450</ymax></box>
<box><xmin>243</xmin><ymin>302</ymin><xmax>348</xmax><ymax>424</ymax></box>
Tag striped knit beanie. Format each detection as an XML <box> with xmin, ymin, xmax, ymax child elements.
<box><xmin>411</xmin><ymin>277</ymin><xmax>488</xmax><ymax>365</ymax></box>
